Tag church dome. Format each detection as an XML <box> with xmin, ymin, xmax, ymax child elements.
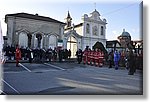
<box><xmin>121</xmin><ymin>29</ymin><xmax>131</xmax><ymax>37</ymax></box>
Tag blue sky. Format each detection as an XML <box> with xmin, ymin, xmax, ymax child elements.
<box><xmin>0</xmin><ymin>0</ymin><xmax>142</xmax><ymax>40</ymax></box>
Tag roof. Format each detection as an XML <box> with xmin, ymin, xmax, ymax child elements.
<box><xmin>66</xmin><ymin>11</ymin><xmax>72</xmax><ymax>19</ymax></box>
<box><xmin>5</xmin><ymin>13</ymin><xmax>65</xmax><ymax>24</ymax></box>
<box><xmin>106</xmin><ymin>40</ymin><xmax>120</xmax><ymax>44</ymax></box>
<box><xmin>65</xmin><ymin>23</ymin><xmax>83</xmax><ymax>30</ymax></box>
<box><xmin>120</xmin><ymin>29</ymin><xmax>131</xmax><ymax>37</ymax></box>
<box><xmin>74</xmin><ymin>23</ymin><xmax>83</xmax><ymax>27</ymax></box>
<box><xmin>90</xmin><ymin>9</ymin><xmax>101</xmax><ymax>16</ymax></box>
<box><xmin>106</xmin><ymin>40</ymin><xmax>121</xmax><ymax>48</ymax></box>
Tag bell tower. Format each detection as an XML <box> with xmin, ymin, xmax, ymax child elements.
<box><xmin>65</xmin><ymin>11</ymin><xmax>72</xmax><ymax>28</ymax></box>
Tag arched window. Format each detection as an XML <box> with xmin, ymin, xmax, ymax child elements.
<box><xmin>19</xmin><ymin>32</ymin><xmax>28</xmax><ymax>47</ymax></box>
<box><xmin>86</xmin><ymin>23</ymin><xmax>90</xmax><ymax>34</ymax></box>
<box><xmin>92</xmin><ymin>26</ymin><xmax>98</xmax><ymax>35</ymax></box>
<box><xmin>49</xmin><ymin>35</ymin><xmax>57</xmax><ymax>49</ymax></box>
<box><xmin>101</xmin><ymin>26</ymin><xmax>104</xmax><ymax>35</ymax></box>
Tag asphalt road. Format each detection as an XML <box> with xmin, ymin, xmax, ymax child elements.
<box><xmin>1</xmin><ymin>62</ymin><xmax>143</xmax><ymax>95</ymax></box>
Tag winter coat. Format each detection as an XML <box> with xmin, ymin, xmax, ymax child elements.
<box><xmin>114</xmin><ymin>52</ymin><xmax>120</xmax><ymax>62</ymax></box>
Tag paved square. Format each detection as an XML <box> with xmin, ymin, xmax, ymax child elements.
<box><xmin>2</xmin><ymin>62</ymin><xmax>142</xmax><ymax>95</ymax></box>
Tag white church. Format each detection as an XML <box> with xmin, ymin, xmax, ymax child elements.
<box><xmin>5</xmin><ymin>9</ymin><xmax>107</xmax><ymax>57</ymax></box>
<box><xmin>64</xmin><ymin>9</ymin><xmax>107</xmax><ymax>57</ymax></box>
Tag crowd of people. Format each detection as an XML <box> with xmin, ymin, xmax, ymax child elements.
<box><xmin>3</xmin><ymin>45</ymin><xmax>72</xmax><ymax>64</ymax></box>
<box><xmin>76</xmin><ymin>47</ymin><xmax>105</xmax><ymax>67</ymax></box>
<box><xmin>107</xmin><ymin>49</ymin><xmax>143</xmax><ymax>75</ymax></box>
<box><xmin>76</xmin><ymin>47</ymin><xmax>143</xmax><ymax>75</ymax></box>
<box><xmin>3</xmin><ymin>44</ymin><xmax>143</xmax><ymax>75</ymax></box>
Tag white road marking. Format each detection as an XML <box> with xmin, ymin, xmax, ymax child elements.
<box><xmin>0</xmin><ymin>90</ymin><xmax>7</xmax><ymax>95</ymax></box>
<box><xmin>4</xmin><ymin>71</ymin><xmax>28</xmax><ymax>74</ymax></box>
<box><xmin>2</xmin><ymin>79</ymin><xmax>20</xmax><ymax>94</ymax></box>
<box><xmin>19</xmin><ymin>63</ymin><xmax>31</xmax><ymax>72</ymax></box>
<box><xmin>4</xmin><ymin>63</ymin><xmax>65</xmax><ymax>74</ymax></box>
<box><xmin>44</xmin><ymin>63</ymin><xmax>66</xmax><ymax>71</ymax></box>
<box><xmin>4</xmin><ymin>70</ymin><xmax>59</xmax><ymax>74</ymax></box>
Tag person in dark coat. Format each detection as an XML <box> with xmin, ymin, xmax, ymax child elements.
<box><xmin>76</xmin><ymin>49</ymin><xmax>82</xmax><ymax>64</ymax></box>
<box><xmin>108</xmin><ymin>51</ymin><xmax>113</xmax><ymax>68</ymax></box>
<box><xmin>68</xmin><ymin>49</ymin><xmax>71</xmax><ymax>59</ymax></box>
<box><xmin>128</xmin><ymin>50</ymin><xmax>136</xmax><ymax>75</ymax></box>
<box><xmin>46</xmin><ymin>48</ymin><xmax>53</xmax><ymax>62</ymax></box>
<box><xmin>65</xmin><ymin>49</ymin><xmax>68</xmax><ymax>59</ymax></box>
<box><xmin>4</xmin><ymin>45</ymin><xmax>11</xmax><ymax>60</ymax></box>
<box><xmin>125</xmin><ymin>50</ymin><xmax>130</xmax><ymax>70</ymax></box>
<box><xmin>62</xmin><ymin>49</ymin><xmax>66</xmax><ymax>61</ymax></box>
<box><xmin>53</xmin><ymin>47</ymin><xmax>57</xmax><ymax>61</ymax></box>
<box><xmin>41</xmin><ymin>48</ymin><xmax>46</xmax><ymax>63</ymax></box>
<box><xmin>36</xmin><ymin>48</ymin><xmax>41</xmax><ymax>63</ymax></box>
<box><xmin>58</xmin><ymin>48</ymin><xmax>63</xmax><ymax>62</ymax></box>
<box><xmin>10</xmin><ymin>45</ymin><xmax>15</xmax><ymax>60</ymax></box>
<box><xmin>27</xmin><ymin>48</ymin><xmax>33</xmax><ymax>63</ymax></box>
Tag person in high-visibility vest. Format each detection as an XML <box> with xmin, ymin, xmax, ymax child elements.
<box><xmin>90</xmin><ymin>49</ymin><xmax>95</xmax><ymax>66</ymax></box>
<box><xmin>99</xmin><ymin>49</ymin><xmax>104</xmax><ymax>67</ymax></box>
<box><xmin>94</xmin><ymin>48</ymin><xmax>99</xmax><ymax>66</ymax></box>
<box><xmin>83</xmin><ymin>48</ymin><xmax>88</xmax><ymax>64</ymax></box>
<box><xmin>15</xmin><ymin>45</ymin><xmax>21</xmax><ymax>67</ymax></box>
<box><xmin>87</xmin><ymin>48</ymin><xmax>91</xmax><ymax>65</ymax></box>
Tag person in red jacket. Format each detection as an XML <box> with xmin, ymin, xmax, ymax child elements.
<box><xmin>94</xmin><ymin>48</ymin><xmax>99</xmax><ymax>66</ymax></box>
<box><xmin>99</xmin><ymin>49</ymin><xmax>104</xmax><ymax>67</ymax></box>
<box><xmin>83</xmin><ymin>48</ymin><xmax>88</xmax><ymax>64</ymax></box>
<box><xmin>15</xmin><ymin>45</ymin><xmax>21</xmax><ymax>67</ymax></box>
<box><xmin>87</xmin><ymin>48</ymin><xmax>91</xmax><ymax>65</ymax></box>
<box><xmin>90</xmin><ymin>49</ymin><xmax>95</xmax><ymax>66</ymax></box>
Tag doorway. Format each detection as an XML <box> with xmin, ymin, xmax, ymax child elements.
<box><xmin>67</xmin><ymin>36</ymin><xmax>77</xmax><ymax>58</ymax></box>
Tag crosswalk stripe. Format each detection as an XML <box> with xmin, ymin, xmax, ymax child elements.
<box><xmin>44</xmin><ymin>63</ymin><xmax>66</xmax><ymax>71</ymax></box>
<box><xmin>2</xmin><ymin>79</ymin><xmax>20</xmax><ymax>94</ymax></box>
<box><xmin>19</xmin><ymin>63</ymin><xmax>31</xmax><ymax>72</ymax></box>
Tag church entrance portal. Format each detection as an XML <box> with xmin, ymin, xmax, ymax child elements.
<box><xmin>67</xmin><ymin>36</ymin><xmax>77</xmax><ymax>58</ymax></box>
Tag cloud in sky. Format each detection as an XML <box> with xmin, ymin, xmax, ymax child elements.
<box><xmin>107</xmin><ymin>30</ymin><xmax>120</xmax><ymax>40</ymax></box>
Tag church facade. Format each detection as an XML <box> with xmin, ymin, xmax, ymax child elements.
<box><xmin>64</xmin><ymin>9</ymin><xmax>107</xmax><ymax>57</ymax></box>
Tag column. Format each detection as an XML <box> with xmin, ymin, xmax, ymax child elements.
<box><xmin>27</xmin><ymin>34</ymin><xmax>32</xmax><ymax>48</ymax></box>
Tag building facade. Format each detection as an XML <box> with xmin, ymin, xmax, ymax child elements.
<box><xmin>5</xmin><ymin>13</ymin><xmax>65</xmax><ymax>49</ymax></box>
<box><xmin>64</xmin><ymin>9</ymin><xmax>107</xmax><ymax>57</ymax></box>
